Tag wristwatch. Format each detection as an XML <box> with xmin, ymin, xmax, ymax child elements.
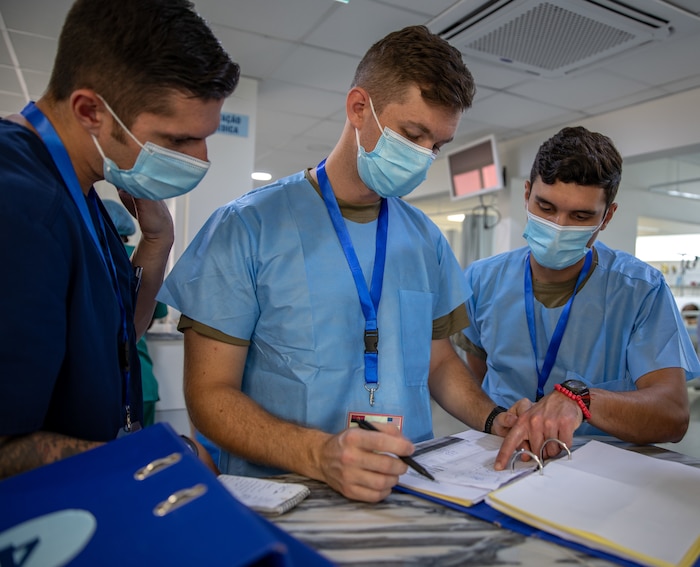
<box><xmin>559</xmin><ymin>379</ymin><xmax>590</xmax><ymax>410</ymax></box>
<box><xmin>180</xmin><ymin>435</ymin><xmax>199</xmax><ymax>456</ymax></box>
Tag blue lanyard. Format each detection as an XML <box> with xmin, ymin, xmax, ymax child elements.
<box><xmin>524</xmin><ymin>249</ymin><xmax>593</xmax><ymax>400</ymax></box>
<box><xmin>316</xmin><ymin>160</ymin><xmax>388</xmax><ymax>406</ymax></box>
<box><xmin>21</xmin><ymin>102</ymin><xmax>135</xmax><ymax>432</ymax></box>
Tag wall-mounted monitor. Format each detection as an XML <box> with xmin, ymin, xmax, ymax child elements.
<box><xmin>447</xmin><ymin>134</ymin><xmax>504</xmax><ymax>200</ymax></box>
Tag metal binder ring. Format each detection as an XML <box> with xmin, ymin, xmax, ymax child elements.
<box><xmin>134</xmin><ymin>452</ymin><xmax>182</xmax><ymax>481</ymax></box>
<box><xmin>153</xmin><ymin>483</ymin><xmax>208</xmax><ymax>517</ymax></box>
<box><xmin>539</xmin><ymin>438</ymin><xmax>572</xmax><ymax>465</ymax></box>
<box><xmin>508</xmin><ymin>449</ymin><xmax>544</xmax><ymax>475</ymax></box>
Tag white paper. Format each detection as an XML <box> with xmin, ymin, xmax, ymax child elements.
<box><xmin>398</xmin><ymin>430</ymin><xmax>535</xmax><ymax>506</ymax></box>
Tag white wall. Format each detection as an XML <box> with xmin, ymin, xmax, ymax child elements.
<box><xmin>411</xmin><ymin>86</ymin><xmax>700</xmax><ymax>256</ymax></box>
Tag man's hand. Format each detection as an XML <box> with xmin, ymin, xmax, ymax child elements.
<box><xmin>317</xmin><ymin>421</ymin><xmax>414</xmax><ymax>502</ymax></box>
<box><xmin>117</xmin><ymin>190</ymin><xmax>173</xmax><ymax>242</ymax></box>
<box><xmin>494</xmin><ymin>392</ymin><xmax>583</xmax><ymax>470</ymax></box>
<box><xmin>489</xmin><ymin>399</ymin><xmax>530</xmax><ymax>438</ymax></box>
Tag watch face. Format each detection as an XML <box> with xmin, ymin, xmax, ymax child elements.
<box><xmin>561</xmin><ymin>379</ymin><xmax>588</xmax><ymax>395</ymax></box>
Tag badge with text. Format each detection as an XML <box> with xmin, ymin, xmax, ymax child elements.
<box><xmin>347</xmin><ymin>412</ymin><xmax>403</xmax><ymax>431</ymax></box>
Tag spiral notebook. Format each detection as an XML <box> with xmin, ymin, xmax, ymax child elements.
<box><xmin>218</xmin><ymin>475</ymin><xmax>310</xmax><ymax>516</ymax></box>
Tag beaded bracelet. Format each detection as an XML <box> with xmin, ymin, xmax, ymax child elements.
<box><xmin>554</xmin><ymin>383</ymin><xmax>592</xmax><ymax>421</ymax></box>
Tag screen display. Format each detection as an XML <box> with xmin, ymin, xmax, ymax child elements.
<box><xmin>448</xmin><ymin>135</ymin><xmax>504</xmax><ymax>200</ymax></box>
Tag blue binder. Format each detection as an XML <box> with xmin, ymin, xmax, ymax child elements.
<box><xmin>0</xmin><ymin>423</ymin><xmax>334</xmax><ymax>567</ymax></box>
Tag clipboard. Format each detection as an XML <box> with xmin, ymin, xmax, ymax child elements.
<box><xmin>0</xmin><ymin>423</ymin><xmax>334</xmax><ymax>567</ymax></box>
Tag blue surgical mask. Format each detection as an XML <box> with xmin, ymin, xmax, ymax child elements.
<box><xmin>356</xmin><ymin>97</ymin><xmax>435</xmax><ymax>198</ymax></box>
<box><xmin>523</xmin><ymin>210</ymin><xmax>603</xmax><ymax>270</ymax></box>
<box><xmin>92</xmin><ymin>95</ymin><xmax>210</xmax><ymax>200</ymax></box>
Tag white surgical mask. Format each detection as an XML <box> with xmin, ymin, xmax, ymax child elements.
<box><xmin>92</xmin><ymin>95</ymin><xmax>210</xmax><ymax>200</ymax></box>
<box><xmin>355</xmin><ymin>97</ymin><xmax>435</xmax><ymax>198</ymax></box>
<box><xmin>523</xmin><ymin>210</ymin><xmax>603</xmax><ymax>270</ymax></box>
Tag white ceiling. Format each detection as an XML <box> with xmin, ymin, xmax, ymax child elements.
<box><xmin>2</xmin><ymin>0</ymin><xmax>700</xmax><ymax>187</ymax></box>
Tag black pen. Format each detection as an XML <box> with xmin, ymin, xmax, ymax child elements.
<box><xmin>353</xmin><ymin>419</ymin><xmax>435</xmax><ymax>481</ymax></box>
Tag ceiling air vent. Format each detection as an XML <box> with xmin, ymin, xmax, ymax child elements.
<box><xmin>429</xmin><ymin>0</ymin><xmax>673</xmax><ymax>77</ymax></box>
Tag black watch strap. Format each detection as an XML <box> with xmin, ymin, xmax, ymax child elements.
<box><xmin>180</xmin><ymin>435</ymin><xmax>199</xmax><ymax>456</ymax></box>
<box><xmin>484</xmin><ymin>405</ymin><xmax>507</xmax><ymax>434</ymax></box>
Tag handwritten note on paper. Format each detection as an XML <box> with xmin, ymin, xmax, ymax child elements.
<box><xmin>398</xmin><ymin>430</ymin><xmax>536</xmax><ymax>507</ymax></box>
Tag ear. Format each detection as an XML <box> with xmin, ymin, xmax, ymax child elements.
<box><xmin>346</xmin><ymin>87</ymin><xmax>370</xmax><ymax>130</ymax></box>
<box><xmin>69</xmin><ymin>89</ymin><xmax>108</xmax><ymax>136</ymax></box>
<box><xmin>524</xmin><ymin>180</ymin><xmax>531</xmax><ymax>205</ymax></box>
<box><xmin>600</xmin><ymin>202</ymin><xmax>618</xmax><ymax>231</ymax></box>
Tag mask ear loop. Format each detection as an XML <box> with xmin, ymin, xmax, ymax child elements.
<box><xmin>355</xmin><ymin>96</ymin><xmax>385</xmax><ymax>156</ymax></box>
<box><xmin>367</xmin><ymin>97</ymin><xmax>384</xmax><ymax>134</ymax></box>
<box><xmin>95</xmin><ymin>94</ymin><xmax>150</xmax><ymax>154</ymax></box>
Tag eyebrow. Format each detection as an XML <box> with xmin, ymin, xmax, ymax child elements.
<box><xmin>533</xmin><ymin>195</ymin><xmax>598</xmax><ymax>216</ymax></box>
<box><xmin>403</xmin><ymin>120</ymin><xmax>454</xmax><ymax>146</ymax></box>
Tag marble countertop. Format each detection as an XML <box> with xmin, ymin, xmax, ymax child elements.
<box><xmin>268</xmin><ymin>442</ymin><xmax>700</xmax><ymax>566</ymax></box>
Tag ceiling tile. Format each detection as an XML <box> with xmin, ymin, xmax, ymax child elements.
<box><xmin>257</xmin><ymin>79</ymin><xmax>346</xmax><ymax>119</ymax></box>
<box><xmin>21</xmin><ymin>68</ymin><xmax>49</xmax><ymax>99</ymax></box>
<box><xmin>304</xmin><ymin>0</ymin><xmax>426</xmax><ymax>57</ymax></box>
<box><xmin>256</xmin><ymin>109</ymin><xmax>313</xmax><ymax>148</ymax></box>
<box><xmin>509</xmin><ymin>70</ymin><xmax>650</xmax><ymax>111</ymax></box>
<box><xmin>210</xmin><ymin>25</ymin><xmax>294</xmax><ymax>80</ymax></box>
<box><xmin>0</xmin><ymin>91</ymin><xmax>26</xmax><ymax>115</ymax></box>
<box><xmin>469</xmin><ymin>92</ymin><xmax>570</xmax><ymax>129</ymax></box>
<box><xmin>268</xmin><ymin>44</ymin><xmax>360</xmax><ymax>94</ymax></box>
<box><xmin>583</xmin><ymin>86</ymin><xmax>669</xmax><ymax>116</ymax></box>
<box><xmin>0</xmin><ymin>65</ymin><xmax>21</xmax><ymax>94</ymax></box>
<box><xmin>380</xmin><ymin>0</ymin><xmax>455</xmax><ymax>17</ymax></box>
<box><xmin>303</xmin><ymin>118</ymin><xmax>345</xmax><ymax>143</ymax></box>
<box><xmin>9</xmin><ymin>31</ymin><xmax>56</xmax><ymax>73</ymax></box>
<box><xmin>194</xmin><ymin>0</ymin><xmax>335</xmax><ymax>42</ymax></box>
<box><xmin>601</xmin><ymin>34</ymin><xmax>700</xmax><ymax>87</ymax></box>
<box><xmin>463</xmin><ymin>58</ymin><xmax>531</xmax><ymax>91</ymax></box>
<box><xmin>0</xmin><ymin>32</ymin><xmax>12</xmax><ymax>66</ymax></box>
<box><xmin>1</xmin><ymin>0</ymin><xmax>72</xmax><ymax>38</ymax></box>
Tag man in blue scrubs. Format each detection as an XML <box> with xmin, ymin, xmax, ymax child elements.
<box><xmin>0</xmin><ymin>0</ymin><xmax>239</xmax><ymax>478</ymax></box>
<box><xmin>160</xmin><ymin>25</ymin><xmax>519</xmax><ymax>502</ymax></box>
<box><xmin>456</xmin><ymin>126</ymin><xmax>700</xmax><ymax>469</ymax></box>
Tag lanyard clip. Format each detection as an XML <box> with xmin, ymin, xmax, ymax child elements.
<box><xmin>364</xmin><ymin>329</ymin><xmax>379</xmax><ymax>354</ymax></box>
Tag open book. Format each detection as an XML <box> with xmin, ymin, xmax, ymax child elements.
<box><xmin>485</xmin><ymin>440</ymin><xmax>700</xmax><ymax>567</ymax></box>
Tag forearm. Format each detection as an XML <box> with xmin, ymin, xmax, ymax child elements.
<box><xmin>130</xmin><ymin>233</ymin><xmax>173</xmax><ymax>338</ymax></box>
<box><xmin>0</xmin><ymin>432</ymin><xmax>102</xmax><ymax>479</ymax></box>
<box><xmin>186</xmin><ymin>383</ymin><xmax>331</xmax><ymax>479</ymax></box>
<box><xmin>429</xmin><ymin>339</ymin><xmax>498</xmax><ymax>432</ymax></box>
<box><xmin>587</xmin><ymin>376</ymin><xmax>689</xmax><ymax>444</ymax></box>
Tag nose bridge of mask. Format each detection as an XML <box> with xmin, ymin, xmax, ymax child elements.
<box><xmin>527</xmin><ymin>210</ymin><xmax>600</xmax><ymax>234</ymax></box>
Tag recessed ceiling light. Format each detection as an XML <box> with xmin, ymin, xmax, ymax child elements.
<box><xmin>251</xmin><ymin>172</ymin><xmax>272</xmax><ymax>181</ymax></box>
<box><xmin>447</xmin><ymin>214</ymin><xmax>466</xmax><ymax>222</ymax></box>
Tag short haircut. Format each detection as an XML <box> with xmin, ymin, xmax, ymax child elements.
<box><xmin>530</xmin><ymin>126</ymin><xmax>623</xmax><ymax>207</ymax></box>
<box><xmin>46</xmin><ymin>0</ymin><xmax>240</xmax><ymax>126</ymax></box>
<box><xmin>351</xmin><ymin>25</ymin><xmax>475</xmax><ymax>114</ymax></box>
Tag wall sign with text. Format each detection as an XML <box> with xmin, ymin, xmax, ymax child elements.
<box><xmin>217</xmin><ymin>113</ymin><xmax>249</xmax><ymax>137</ymax></box>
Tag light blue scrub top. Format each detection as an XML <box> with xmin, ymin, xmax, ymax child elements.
<box><xmin>159</xmin><ymin>171</ymin><xmax>468</xmax><ymax>475</ymax></box>
<box><xmin>463</xmin><ymin>243</ymin><xmax>700</xmax><ymax>436</ymax></box>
